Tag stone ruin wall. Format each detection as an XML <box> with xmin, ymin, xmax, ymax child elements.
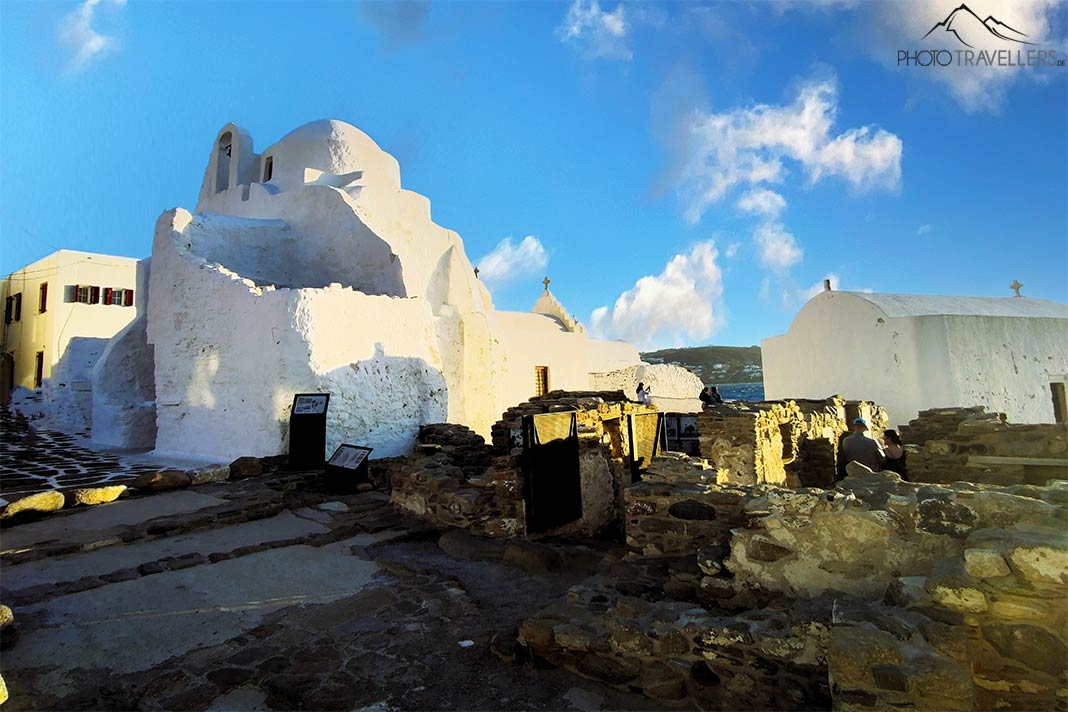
<box><xmin>697</xmin><ymin>396</ymin><xmax>888</xmax><ymax>488</ymax></box>
<box><xmin>522</xmin><ymin>456</ymin><xmax>1068</xmax><ymax>711</ymax></box>
<box><xmin>901</xmin><ymin>406</ymin><xmax>1068</xmax><ymax>486</ymax></box>
<box><xmin>387</xmin><ymin>391</ymin><xmax>658</xmax><ymax>540</ymax></box>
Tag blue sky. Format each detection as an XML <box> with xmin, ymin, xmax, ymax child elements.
<box><xmin>1</xmin><ymin>0</ymin><xmax>1065</xmax><ymax>349</ymax></box>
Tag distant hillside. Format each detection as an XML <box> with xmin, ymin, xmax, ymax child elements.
<box><xmin>641</xmin><ymin>345</ymin><xmax>763</xmax><ymax>384</ymax></box>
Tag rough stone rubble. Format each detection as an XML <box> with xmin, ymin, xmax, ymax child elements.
<box><xmin>0</xmin><ymin>398</ymin><xmax>1065</xmax><ymax>711</ymax></box>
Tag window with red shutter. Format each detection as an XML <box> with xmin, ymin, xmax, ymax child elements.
<box><xmin>124</xmin><ymin>289</ymin><xmax>135</xmax><ymax>307</ymax></box>
<box><xmin>103</xmin><ymin>287</ymin><xmax>112</xmax><ymax>305</ymax></box>
<box><xmin>90</xmin><ymin>286</ymin><xmax>100</xmax><ymax>304</ymax></box>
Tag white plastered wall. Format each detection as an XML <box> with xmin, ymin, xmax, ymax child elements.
<box><xmin>589</xmin><ymin>363</ymin><xmax>704</xmax><ymax>411</ymax></box>
<box><xmin>491</xmin><ymin>312</ymin><xmax>643</xmax><ymax>413</ymax></box>
<box><xmin>939</xmin><ymin>314</ymin><xmax>1068</xmax><ymax>424</ymax></box>
<box><xmin>148</xmin><ymin>209</ymin><xmax>455</xmax><ymax>461</ymax></box>
<box><xmin>91</xmin><ymin>258</ymin><xmax>156</xmax><ymax>448</ymax></box>
<box><xmin>763</xmin><ymin>291</ymin><xmax>1068</xmax><ymax>426</ymax></box>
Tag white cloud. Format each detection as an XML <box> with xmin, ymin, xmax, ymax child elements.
<box><xmin>737</xmin><ymin>188</ymin><xmax>787</xmax><ymax>218</ymax></box>
<box><xmin>475</xmin><ymin>236</ymin><xmax>549</xmax><ymax>288</ymax></box>
<box><xmin>59</xmin><ymin>0</ymin><xmax>126</xmax><ymax>73</ymax></box>
<box><xmin>782</xmin><ymin>0</ymin><xmax>1067</xmax><ymax>112</ymax></box>
<box><xmin>753</xmin><ymin>222</ymin><xmax>803</xmax><ymax>270</ymax></box>
<box><xmin>556</xmin><ymin>0</ymin><xmax>632</xmax><ymax>60</ymax></box>
<box><xmin>916</xmin><ymin>223</ymin><xmax>931</xmax><ymax>235</ymax></box>
<box><xmin>590</xmin><ymin>241</ymin><xmax>725</xmax><ymax>349</ymax></box>
<box><xmin>724</xmin><ymin>242</ymin><xmax>742</xmax><ymax>259</ymax></box>
<box><xmin>679</xmin><ymin>76</ymin><xmax>902</xmax><ymax>224</ymax></box>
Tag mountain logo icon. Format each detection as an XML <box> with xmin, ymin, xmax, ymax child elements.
<box><xmin>922</xmin><ymin>3</ymin><xmax>1034</xmax><ymax>48</ymax></box>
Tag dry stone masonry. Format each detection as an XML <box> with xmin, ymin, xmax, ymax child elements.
<box><xmin>390</xmin><ymin>391</ymin><xmax>659</xmax><ymax>539</ymax></box>
<box><xmin>902</xmin><ymin>406</ymin><xmax>1068</xmax><ymax>486</ymax></box>
<box><xmin>521</xmin><ymin>455</ymin><xmax>1068</xmax><ymax>711</ymax></box>
<box><xmin>697</xmin><ymin>396</ymin><xmax>887</xmax><ymax>487</ymax></box>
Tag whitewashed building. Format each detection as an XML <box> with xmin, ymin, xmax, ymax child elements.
<box><xmin>1</xmin><ymin>250</ymin><xmax>139</xmax><ymax>430</ymax></box>
<box><xmin>762</xmin><ymin>288</ymin><xmax>1068</xmax><ymax>427</ymax></box>
<box><xmin>97</xmin><ymin>119</ymin><xmax>696</xmax><ymax>461</ymax></box>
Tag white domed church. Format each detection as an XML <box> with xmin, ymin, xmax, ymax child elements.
<box><xmin>93</xmin><ymin>120</ymin><xmax>698</xmax><ymax>460</ymax></box>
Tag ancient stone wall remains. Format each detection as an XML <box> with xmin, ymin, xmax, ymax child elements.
<box><xmin>696</xmin><ymin>397</ymin><xmax>888</xmax><ymax>487</ymax></box>
<box><xmin>901</xmin><ymin>406</ymin><xmax>1068</xmax><ymax>486</ymax></box>
<box><xmin>520</xmin><ymin>584</ymin><xmax>835</xmax><ymax>709</ymax></box>
<box><xmin>521</xmin><ymin>456</ymin><xmax>1068</xmax><ymax>711</ymax></box>
<box><xmin>386</xmin><ymin>424</ymin><xmax>525</xmax><ymax>538</ymax></box>
<box><xmin>390</xmin><ymin>392</ymin><xmax>658</xmax><ymax>539</ymax></box>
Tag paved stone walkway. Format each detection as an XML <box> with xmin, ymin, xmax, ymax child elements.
<box><xmin>0</xmin><ymin>408</ymin><xmax>170</xmax><ymax>505</ymax></box>
<box><xmin>0</xmin><ymin>471</ymin><xmax>669</xmax><ymax>711</ymax></box>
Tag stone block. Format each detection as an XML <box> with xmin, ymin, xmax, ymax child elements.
<box><xmin>828</xmin><ymin>626</ymin><xmax>903</xmax><ymax>687</ymax></box>
<box><xmin>133</xmin><ymin>470</ymin><xmax>191</xmax><ymax>492</ymax></box>
<box><xmin>964</xmin><ymin>548</ymin><xmax>1011</xmax><ymax>579</ymax></box>
<box><xmin>0</xmin><ymin>490</ymin><xmax>64</xmax><ymax>519</ymax></box>
<box><xmin>667</xmin><ymin>499</ymin><xmax>717</xmax><ymax>520</ymax></box>
<box><xmin>982</xmin><ymin>623</ymin><xmax>1068</xmax><ymax>677</ymax></box>
<box><xmin>189</xmin><ymin>464</ymin><xmax>230</xmax><ymax>486</ymax></box>
<box><xmin>503</xmin><ymin>541</ymin><xmax>563</xmax><ymax>573</ymax></box>
<box><xmin>576</xmin><ymin>654</ymin><xmax>640</xmax><ymax>684</ymax></box>
<box><xmin>228</xmin><ymin>456</ymin><xmax>263</xmax><ymax>479</ymax></box>
<box><xmin>925</xmin><ymin>566</ymin><xmax>989</xmax><ymax>613</ymax></box>
<box><xmin>0</xmin><ymin>604</ymin><xmax>14</xmax><ymax>651</ymax></box>
<box><xmin>65</xmin><ymin>485</ymin><xmax>128</xmax><ymax>507</ymax></box>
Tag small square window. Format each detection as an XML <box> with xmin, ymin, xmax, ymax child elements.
<box><xmin>77</xmin><ymin>286</ymin><xmax>91</xmax><ymax>303</ymax></box>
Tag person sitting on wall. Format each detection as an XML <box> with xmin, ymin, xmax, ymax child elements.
<box><xmin>710</xmin><ymin>385</ymin><xmax>724</xmax><ymax>404</ymax></box>
<box><xmin>699</xmin><ymin>387</ymin><xmax>713</xmax><ymax>406</ymax></box>
<box><xmin>838</xmin><ymin>417</ymin><xmax>884</xmax><ymax>478</ymax></box>
<box><xmin>636</xmin><ymin>382</ymin><xmax>651</xmax><ymax>404</ymax></box>
<box><xmin>881</xmin><ymin>429</ymin><xmax>908</xmax><ymax>480</ymax></box>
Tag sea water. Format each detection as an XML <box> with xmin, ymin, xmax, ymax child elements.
<box><xmin>714</xmin><ymin>382</ymin><xmax>765</xmax><ymax>402</ymax></box>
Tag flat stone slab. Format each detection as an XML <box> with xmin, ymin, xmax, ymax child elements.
<box><xmin>0</xmin><ymin>491</ymin><xmax>229</xmax><ymax>554</ymax></box>
<box><xmin>8</xmin><ymin>537</ymin><xmax>382</xmax><ymax>697</ymax></box>
<box><xmin>3</xmin><ymin>510</ymin><xmax>330</xmax><ymax>590</ymax></box>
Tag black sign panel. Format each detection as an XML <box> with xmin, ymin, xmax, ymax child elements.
<box><xmin>289</xmin><ymin>393</ymin><xmax>330</xmax><ymax>469</ymax></box>
<box><xmin>325</xmin><ymin>444</ymin><xmax>373</xmax><ymax>492</ymax></box>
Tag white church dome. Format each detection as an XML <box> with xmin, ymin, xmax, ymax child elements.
<box><xmin>261</xmin><ymin>119</ymin><xmax>401</xmax><ymax>190</ymax></box>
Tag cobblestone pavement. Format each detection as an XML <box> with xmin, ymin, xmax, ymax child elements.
<box><xmin>0</xmin><ymin>472</ymin><xmax>669</xmax><ymax>711</ymax></box>
<box><xmin>0</xmin><ymin>408</ymin><xmax>168</xmax><ymax>504</ymax></box>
